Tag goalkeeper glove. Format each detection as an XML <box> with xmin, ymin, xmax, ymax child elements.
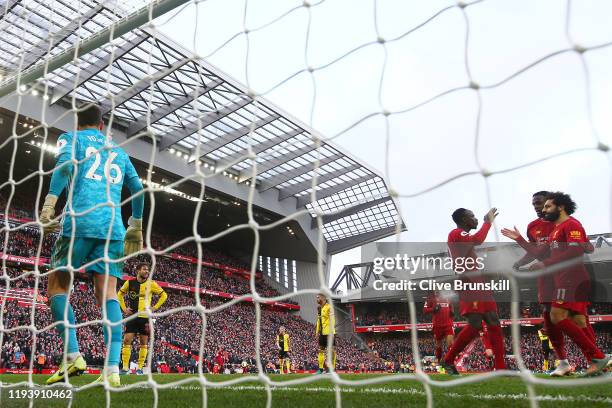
<box><xmin>124</xmin><ymin>216</ymin><xmax>143</xmax><ymax>256</ymax></box>
<box><xmin>39</xmin><ymin>195</ymin><xmax>59</xmax><ymax>235</ymax></box>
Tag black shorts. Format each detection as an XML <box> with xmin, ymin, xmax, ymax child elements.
<box><xmin>278</xmin><ymin>350</ymin><xmax>289</xmax><ymax>359</ymax></box>
<box><xmin>125</xmin><ymin>317</ymin><xmax>150</xmax><ymax>335</ymax></box>
<box><xmin>541</xmin><ymin>340</ymin><xmax>551</xmax><ymax>354</ymax></box>
<box><xmin>318</xmin><ymin>334</ymin><xmax>335</xmax><ymax>349</ymax></box>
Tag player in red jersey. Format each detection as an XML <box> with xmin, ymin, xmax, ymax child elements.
<box><xmin>502</xmin><ymin>192</ymin><xmax>609</xmax><ymax>376</ymax></box>
<box><xmin>423</xmin><ymin>292</ymin><xmax>454</xmax><ymax>366</ymax></box>
<box><xmin>442</xmin><ymin>207</ymin><xmax>506</xmax><ymax>374</ymax></box>
<box><xmin>507</xmin><ymin>191</ymin><xmax>570</xmax><ymax>375</ymax></box>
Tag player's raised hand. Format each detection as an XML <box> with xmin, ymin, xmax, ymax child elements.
<box><xmin>39</xmin><ymin>194</ymin><xmax>60</xmax><ymax>236</ymax></box>
<box><xmin>124</xmin><ymin>216</ymin><xmax>143</xmax><ymax>256</ymax></box>
<box><xmin>501</xmin><ymin>226</ymin><xmax>522</xmax><ymax>241</ymax></box>
<box><xmin>484</xmin><ymin>207</ymin><xmax>498</xmax><ymax>223</ymax></box>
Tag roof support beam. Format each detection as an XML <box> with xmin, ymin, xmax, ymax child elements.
<box><xmin>296</xmin><ymin>175</ymin><xmax>375</xmax><ymax>207</ymax></box>
<box><xmin>216</xmin><ymin>128</ymin><xmax>303</xmax><ymax>169</ymax></box>
<box><xmin>100</xmin><ymin>57</ymin><xmax>191</xmax><ymax>115</ymax></box>
<box><xmin>238</xmin><ymin>142</ymin><xmax>317</xmax><ymax>183</ymax></box>
<box><xmin>312</xmin><ymin>196</ymin><xmax>392</xmax><ymax>228</ymax></box>
<box><xmin>51</xmin><ymin>32</ymin><xmax>150</xmax><ymax>104</ymax></box>
<box><xmin>326</xmin><ymin>225</ymin><xmax>404</xmax><ymax>255</ymax></box>
<box><xmin>258</xmin><ymin>154</ymin><xmax>342</xmax><ymax>192</ymax></box>
<box><xmin>196</xmin><ymin>114</ymin><xmax>279</xmax><ymax>157</ymax></box>
<box><xmin>51</xmin><ymin>31</ymin><xmax>149</xmax><ymax>105</ymax></box>
<box><xmin>278</xmin><ymin>164</ymin><xmax>360</xmax><ymax>200</ymax></box>
<box><xmin>159</xmin><ymin>95</ymin><xmax>251</xmax><ymax>150</ymax></box>
<box><xmin>15</xmin><ymin>4</ymin><xmax>105</xmax><ymax>70</ymax></box>
<box><xmin>126</xmin><ymin>77</ymin><xmax>224</xmax><ymax>137</ymax></box>
<box><xmin>0</xmin><ymin>0</ymin><xmax>19</xmax><ymax>20</ymax></box>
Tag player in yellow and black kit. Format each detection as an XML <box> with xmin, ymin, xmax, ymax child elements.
<box><xmin>118</xmin><ymin>263</ymin><xmax>167</xmax><ymax>375</ymax></box>
<box><xmin>315</xmin><ymin>294</ymin><xmax>336</xmax><ymax>374</ymax></box>
<box><xmin>538</xmin><ymin>326</ymin><xmax>555</xmax><ymax>372</ymax></box>
<box><xmin>276</xmin><ymin>326</ymin><xmax>291</xmax><ymax>374</ymax></box>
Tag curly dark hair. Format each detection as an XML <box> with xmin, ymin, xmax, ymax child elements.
<box><xmin>546</xmin><ymin>192</ymin><xmax>577</xmax><ymax>215</ymax></box>
<box><xmin>135</xmin><ymin>262</ymin><xmax>150</xmax><ymax>273</ymax></box>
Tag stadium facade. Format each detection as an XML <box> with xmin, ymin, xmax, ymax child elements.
<box><xmin>0</xmin><ymin>0</ymin><xmax>404</xmax><ymax>323</ymax></box>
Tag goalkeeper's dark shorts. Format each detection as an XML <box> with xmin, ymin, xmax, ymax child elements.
<box><xmin>318</xmin><ymin>334</ymin><xmax>335</xmax><ymax>349</ymax></box>
<box><xmin>125</xmin><ymin>317</ymin><xmax>150</xmax><ymax>335</ymax></box>
<box><xmin>278</xmin><ymin>350</ymin><xmax>289</xmax><ymax>359</ymax></box>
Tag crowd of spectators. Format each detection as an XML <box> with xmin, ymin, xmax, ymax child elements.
<box><xmin>0</xmin><ymin>210</ymin><xmax>294</xmax><ymax>304</ymax></box>
<box><xmin>364</xmin><ymin>327</ymin><xmax>612</xmax><ymax>373</ymax></box>
<box><xmin>354</xmin><ymin>302</ymin><xmax>612</xmax><ymax>326</ymax></box>
<box><xmin>1</xmin><ymin>274</ymin><xmax>382</xmax><ymax>372</ymax></box>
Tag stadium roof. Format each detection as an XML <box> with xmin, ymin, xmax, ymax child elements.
<box><xmin>0</xmin><ymin>0</ymin><xmax>404</xmax><ymax>254</ymax></box>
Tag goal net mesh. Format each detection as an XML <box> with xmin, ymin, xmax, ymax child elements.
<box><xmin>0</xmin><ymin>0</ymin><xmax>611</xmax><ymax>407</ymax></box>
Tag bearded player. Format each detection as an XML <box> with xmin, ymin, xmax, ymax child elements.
<box><xmin>502</xmin><ymin>192</ymin><xmax>609</xmax><ymax>375</ymax></box>
<box><xmin>423</xmin><ymin>291</ymin><xmax>454</xmax><ymax>367</ymax></box>
<box><xmin>506</xmin><ymin>191</ymin><xmax>573</xmax><ymax>375</ymax></box>
<box><xmin>315</xmin><ymin>294</ymin><xmax>335</xmax><ymax>374</ymax></box>
<box><xmin>442</xmin><ymin>207</ymin><xmax>506</xmax><ymax>374</ymax></box>
<box><xmin>118</xmin><ymin>263</ymin><xmax>167</xmax><ymax>375</ymax></box>
<box><xmin>42</xmin><ymin>105</ymin><xmax>144</xmax><ymax>386</ymax></box>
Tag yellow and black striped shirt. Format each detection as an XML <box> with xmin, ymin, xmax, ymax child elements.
<box><xmin>118</xmin><ymin>279</ymin><xmax>167</xmax><ymax>318</ymax></box>
<box><xmin>316</xmin><ymin>303</ymin><xmax>335</xmax><ymax>335</ymax></box>
<box><xmin>277</xmin><ymin>333</ymin><xmax>290</xmax><ymax>351</ymax></box>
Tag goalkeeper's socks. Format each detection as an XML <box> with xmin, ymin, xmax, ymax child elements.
<box><xmin>317</xmin><ymin>351</ymin><xmax>325</xmax><ymax>369</ymax></box>
<box><xmin>138</xmin><ymin>346</ymin><xmax>148</xmax><ymax>369</ymax></box>
<box><xmin>50</xmin><ymin>294</ymin><xmax>80</xmax><ymax>355</ymax></box>
<box><xmin>286</xmin><ymin>360</ymin><xmax>291</xmax><ymax>374</ymax></box>
<box><xmin>486</xmin><ymin>324</ymin><xmax>506</xmax><ymax>369</ymax></box>
<box><xmin>556</xmin><ymin>318</ymin><xmax>604</xmax><ymax>360</ymax></box>
<box><xmin>103</xmin><ymin>299</ymin><xmax>124</xmax><ymax>368</ymax></box>
<box><xmin>543</xmin><ymin>360</ymin><xmax>549</xmax><ymax>371</ymax></box>
<box><xmin>121</xmin><ymin>345</ymin><xmax>132</xmax><ymax>370</ymax></box>
<box><xmin>443</xmin><ymin>325</ymin><xmax>479</xmax><ymax>365</ymax></box>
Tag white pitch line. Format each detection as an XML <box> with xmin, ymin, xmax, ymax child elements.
<box><xmin>159</xmin><ymin>385</ymin><xmax>612</xmax><ymax>403</ymax></box>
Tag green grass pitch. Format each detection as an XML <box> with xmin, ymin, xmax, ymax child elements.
<box><xmin>0</xmin><ymin>374</ymin><xmax>611</xmax><ymax>408</ymax></box>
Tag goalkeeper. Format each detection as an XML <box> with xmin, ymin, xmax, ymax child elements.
<box><xmin>315</xmin><ymin>294</ymin><xmax>336</xmax><ymax>374</ymax></box>
<box><xmin>43</xmin><ymin>105</ymin><xmax>144</xmax><ymax>387</ymax></box>
<box><xmin>118</xmin><ymin>262</ymin><xmax>167</xmax><ymax>375</ymax></box>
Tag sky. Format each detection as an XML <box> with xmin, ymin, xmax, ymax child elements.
<box><xmin>156</xmin><ymin>0</ymin><xmax>612</xmax><ymax>286</ymax></box>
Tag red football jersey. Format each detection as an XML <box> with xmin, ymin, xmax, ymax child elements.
<box><xmin>526</xmin><ymin>218</ymin><xmax>554</xmax><ymax>244</ymax></box>
<box><xmin>423</xmin><ymin>296</ymin><xmax>453</xmax><ymax>328</ymax></box>
<box><xmin>448</xmin><ymin>222</ymin><xmax>492</xmax><ymax>280</ymax></box>
<box><xmin>544</xmin><ymin>217</ymin><xmax>592</xmax><ymax>301</ymax></box>
<box><xmin>526</xmin><ymin>218</ymin><xmax>555</xmax><ymax>303</ymax></box>
<box><xmin>448</xmin><ymin>222</ymin><xmax>494</xmax><ymax>304</ymax></box>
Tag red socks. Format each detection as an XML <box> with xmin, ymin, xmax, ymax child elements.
<box><xmin>486</xmin><ymin>324</ymin><xmax>506</xmax><ymax>369</ymax></box>
<box><xmin>435</xmin><ymin>345</ymin><xmax>443</xmax><ymax>362</ymax></box>
<box><xmin>444</xmin><ymin>325</ymin><xmax>479</xmax><ymax>365</ymax></box>
<box><xmin>556</xmin><ymin>318</ymin><xmax>604</xmax><ymax>360</ymax></box>
<box><xmin>543</xmin><ymin>312</ymin><xmax>567</xmax><ymax>360</ymax></box>
<box><xmin>584</xmin><ymin>321</ymin><xmax>596</xmax><ymax>344</ymax></box>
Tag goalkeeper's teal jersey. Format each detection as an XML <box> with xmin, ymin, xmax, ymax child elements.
<box><xmin>55</xmin><ymin>129</ymin><xmax>139</xmax><ymax>241</ymax></box>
